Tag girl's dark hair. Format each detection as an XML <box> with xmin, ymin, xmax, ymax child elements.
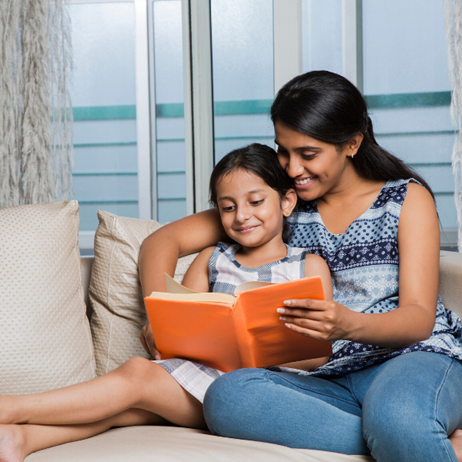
<box><xmin>271</xmin><ymin>70</ymin><xmax>434</xmax><ymax>199</ymax></box>
<box><xmin>209</xmin><ymin>143</ymin><xmax>294</xmax><ymax>242</ymax></box>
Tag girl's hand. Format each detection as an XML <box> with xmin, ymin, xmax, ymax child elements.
<box><xmin>277</xmin><ymin>298</ymin><xmax>356</xmax><ymax>342</ymax></box>
<box><xmin>140</xmin><ymin>324</ymin><xmax>161</xmax><ymax>360</ymax></box>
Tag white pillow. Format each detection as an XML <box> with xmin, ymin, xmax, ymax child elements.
<box><xmin>0</xmin><ymin>201</ymin><xmax>96</xmax><ymax>394</ymax></box>
<box><xmin>89</xmin><ymin>210</ymin><xmax>197</xmax><ymax>376</ymax></box>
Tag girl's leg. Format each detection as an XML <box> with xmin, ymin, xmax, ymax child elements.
<box><xmin>362</xmin><ymin>352</ymin><xmax>462</xmax><ymax>462</ymax></box>
<box><xmin>0</xmin><ymin>408</ymin><xmax>162</xmax><ymax>462</ymax></box>
<box><xmin>203</xmin><ymin>368</ymin><xmax>369</xmax><ymax>455</ymax></box>
<box><xmin>0</xmin><ymin>357</ymin><xmax>206</xmax><ymax>429</ymax></box>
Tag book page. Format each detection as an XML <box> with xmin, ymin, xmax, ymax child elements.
<box><xmin>147</xmin><ymin>273</ymin><xmax>237</xmax><ymax>304</ymax></box>
<box><xmin>164</xmin><ymin>274</ymin><xmax>198</xmax><ymax>294</ymax></box>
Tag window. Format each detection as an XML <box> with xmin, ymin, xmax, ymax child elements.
<box><xmin>71</xmin><ymin>0</ymin><xmax>457</xmax><ymax>250</ymax></box>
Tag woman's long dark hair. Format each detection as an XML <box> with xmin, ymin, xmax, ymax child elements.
<box><xmin>209</xmin><ymin>143</ymin><xmax>294</xmax><ymax>242</ymax></box>
<box><xmin>270</xmin><ymin>70</ymin><xmax>434</xmax><ymax>199</ymax></box>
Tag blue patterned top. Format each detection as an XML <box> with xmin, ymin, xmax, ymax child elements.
<box><xmin>287</xmin><ymin>179</ymin><xmax>462</xmax><ymax>376</ymax></box>
<box><xmin>208</xmin><ymin>242</ymin><xmax>307</xmax><ymax>295</ymax></box>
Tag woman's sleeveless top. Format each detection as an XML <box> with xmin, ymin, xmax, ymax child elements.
<box><xmin>287</xmin><ymin>179</ymin><xmax>462</xmax><ymax>376</ymax></box>
<box><xmin>208</xmin><ymin>242</ymin><xmax>307</xmax><ymax>295</ymax></box>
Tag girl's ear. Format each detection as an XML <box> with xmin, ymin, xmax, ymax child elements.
<box><xmin>282</xmin><ymin>189</ymin><xmax>297</xmax><ymax>217</ymax></box>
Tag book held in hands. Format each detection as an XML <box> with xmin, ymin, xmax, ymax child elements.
<box><xmin>144</xmin><ymin>274</ymin><xmax>332</xmax><ymax>372</ymax></box>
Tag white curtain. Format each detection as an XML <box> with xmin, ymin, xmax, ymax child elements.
<box><xmin>444</xmin><ymin>0</ymin><xmax>462</xmax><ymax>251</ymax></box>
<box><xmin>0</xmin><ymin>0</ymin><xmax>73</xmax><ymax>208</ymax></box>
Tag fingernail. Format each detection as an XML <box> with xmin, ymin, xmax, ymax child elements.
<box><xmin>284</xmin><ymin>300</ymin><xmax>291</xmax><ymax>305</ymax></box>
<box><xmin>285</xmin><ymin>323</ymin><xmax>291</xmax><ymax>329</ymax></box>
<box><xmin>276</xmin><ymin>308</ymin><xmax>285</xmax><ymax>314</ymax></box>
<box><xmin>279</xmin><ymin>316</ymin><xmax>286</xmax><ymax>321</ymax></box>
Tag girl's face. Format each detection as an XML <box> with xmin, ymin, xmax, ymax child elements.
<box><xmin>215</xmin><ymin>168</ymin><xmax>296</xmax><ymax>249</ymax></box>
<box><xmin>274</xmin><ymin>121</ymin><xmax>361</xmax><ymax>202</ymax></box>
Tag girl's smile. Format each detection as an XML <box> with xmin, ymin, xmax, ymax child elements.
<box><xmin>215</xmin><ymin>167</ymin><xmax>296</xmax><ymax>266</ymax></box>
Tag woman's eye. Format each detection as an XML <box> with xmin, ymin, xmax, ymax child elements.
<box><xmin>302</xmin><ymin>153</ymin><xmax>316</xmax><ymax>160</ymax></box>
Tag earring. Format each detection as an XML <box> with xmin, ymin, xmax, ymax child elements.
<box><xmin>351</xmin><ymin>152</ymin><xmax>355</xmax><ymax>159</ymax></box>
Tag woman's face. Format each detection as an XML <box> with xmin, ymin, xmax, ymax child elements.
<box><xmin>274</xmin><ymin>121</ymin><xmax>355</xmax><ymax>202</ymax></box>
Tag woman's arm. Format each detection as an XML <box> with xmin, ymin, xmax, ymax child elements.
<box><xmin>139</xmin><ymin>209</ymin><xmax>226</xmax><ymax>356</ymax></box>
<box><xmin>139</xmin><ymin>209</ymin><xmax>225</xmax><ymax>296</ymax></box>
<box><xmin>279</xmin><ymin>183</ymin><xmax>440</xmax><ymax>348</ymax></box>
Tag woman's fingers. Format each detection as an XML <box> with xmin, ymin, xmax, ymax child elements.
<box><xmin>277</xmin><ymin>299</ymin><xmax>353</xmax><ymax>341</ymax></box>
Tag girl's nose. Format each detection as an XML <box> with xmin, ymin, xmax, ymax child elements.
<box><xmin>235</xmin><ymin>206</ymin><xmax>250</xmax><ymax>223</ymax></box>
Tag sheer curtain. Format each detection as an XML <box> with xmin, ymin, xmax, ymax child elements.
<box><xmin>0</xmin><ymin>0</ymin><xmax>73</xmax><ymax>208</ymax></box>
<box><xmin>444</xmin><ymin>0</ymin><xmax>462</xmax><ymax>251</ymax></box>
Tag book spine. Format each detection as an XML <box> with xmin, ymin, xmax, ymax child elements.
<box><xmin>233</xmin><ymin>297</ymin><xmax>256</xmax><ymax>368</ymax></box>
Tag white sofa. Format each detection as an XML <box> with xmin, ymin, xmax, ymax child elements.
<box><xmin>2</xmin><ymin>201</ymin><xmax>461</xmax><ymax>462</ymax></box>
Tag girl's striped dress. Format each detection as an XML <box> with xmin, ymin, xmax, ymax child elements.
<box><xmin>154</xmin><ymin>242</ymin><xmax>307</xmax><ymax>402</ymax></box>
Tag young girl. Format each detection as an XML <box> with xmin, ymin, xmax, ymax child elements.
<box><xmin>0</xmin><ymin>143</ymin><xmax>332</xmax><ymax>462</ymax></box>
<box><xmin>139</xmin><ymin>71</ymin><xmax>462</xmax><ymax>462</ymax></box>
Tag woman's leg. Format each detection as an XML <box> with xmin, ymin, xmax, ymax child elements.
<box><xmin>203</xmin><ymin>368</ymin><xmax>369</xmax><ymax>454</ymax></box>
<box><xmin>0</xmin><ymin>408</ymin><xmax>161</xmax><ymax>462</ymax></box>
<box><xmin>0</xmin><ymin>357</ymin><xmax>206</xmax><ymax>429</ymax></box>
<box><xmin>362</xmin><ymin>352</ymin><xmax>462</xmax><ymax>462</ymax></box>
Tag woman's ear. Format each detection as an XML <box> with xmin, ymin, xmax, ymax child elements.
<box><xmin>282</xmin><ymin>189</ymin><xmax>297</xmax><ymax>217</ymax></box>
<box><xmin>347</xmin><ymin>133</ymin><xmax>364</xmax><ymax>158</ymax></box>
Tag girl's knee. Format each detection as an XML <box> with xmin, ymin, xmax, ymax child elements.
<box><xmin>118</xmin><ymin>356</ymin><xmax>154</xmax><ymax>381</ymax></box>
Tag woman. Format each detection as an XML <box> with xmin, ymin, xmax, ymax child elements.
<box><xmin>139</xmin><ymin>71</ymin><xmax>462</xmax><ymax>461</ymax></box>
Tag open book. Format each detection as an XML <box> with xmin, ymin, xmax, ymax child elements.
<box><xmin>144</xmin><ymin>274</ymin><xmax>332</xmax><ymax>372</ymax></box>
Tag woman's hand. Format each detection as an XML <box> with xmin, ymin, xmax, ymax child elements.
<box><xmin>140</xmin><ymin>324</ymin><xmax>161</xmax><ymax>360</ymax></box>
<box><xmin>277</xmin><ymin>298</ymin><xmax>356</xmax><ymax>342</ymax></box>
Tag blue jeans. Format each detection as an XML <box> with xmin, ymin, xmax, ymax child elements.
<box><xmin>203</xmin><ymin>352</ymin><xmax>462</xmax><ymax>461</ymax></box>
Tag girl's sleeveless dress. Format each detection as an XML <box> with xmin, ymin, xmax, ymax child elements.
<box><xmin>282</xmin><ymin>178</ymin><xmax>462</xmax><ymax>377</ymax></box>
<box><xmin>154</xmin><ymin>242</ymin><xmax>307</xmax><ymax>402</ymax></box>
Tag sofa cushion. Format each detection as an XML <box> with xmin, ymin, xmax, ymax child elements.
<box><xmin>89</xmin><ymin>210</ymin><xmax>197</xmax><ymax>376</ymax></box>
<box><xmin>25</xmin><ymin>426</ymin><xmax>374</xmax><ymax>462</ymax></box>
<box><xmin>0</xmin><ymin>201</ymin><xmax>96</xmax><ymax>394</ymax></box>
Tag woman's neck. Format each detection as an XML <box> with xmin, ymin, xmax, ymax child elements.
<box><xmin>234</xmin><ymin>238</ymin><xmax>287</xmax><ymax>268</ymax></box>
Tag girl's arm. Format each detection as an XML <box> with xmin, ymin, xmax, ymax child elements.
<box><xmin>303</xmin><ymin>254</ymin><xmax>333</xmax><ymax>301</ymax></box>
<box><xmin>139</xmin><ymin>209</ymin><xmax>226</xmax><ymax>356</ymax></box>
<box><xmin>280</xmin><ymin>183</ymin><xmax>440</xmax><ymax>348</ymax></box>
<box><xmin>181</xmin><ymin>247</ymin><xmax>216</xmax><ymax>292</ymax></box>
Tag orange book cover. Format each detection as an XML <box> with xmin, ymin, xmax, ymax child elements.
<box><xmin>144</xmin><ymin>275</ymin><xmax>332</xmax><ymax>372</ymax></box>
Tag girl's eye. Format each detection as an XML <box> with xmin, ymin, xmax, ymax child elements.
<box><xmin>221</xmin><ymin>206</ymin><xmax>235</xmax><ymax>212</ymax></box>
<box><xmin>250</xmin><ymin>199</ymin><xmax>264</xmax><ymax>206</ymax></box>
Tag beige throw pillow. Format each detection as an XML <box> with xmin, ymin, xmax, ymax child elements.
<box><xmin>89</xmin><ymin>210</ymin><xmax>197</xmax><ymax>376</ymax></box>
<box><xmin>0</xmin><ymin>201</ymin><xmax>96</xmax><ymax>394</ymax></box>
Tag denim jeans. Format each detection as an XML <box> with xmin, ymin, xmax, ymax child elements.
<box><xmin>203</xmin><ymin>352</ymin><xmax>462</xmax><ymax>461</ymax></box>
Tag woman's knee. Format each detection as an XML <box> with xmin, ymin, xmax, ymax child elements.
<box><xmin>203</xmin><ymin>368</ymin><xmax>269</xmax><ymax>435</ymax></box>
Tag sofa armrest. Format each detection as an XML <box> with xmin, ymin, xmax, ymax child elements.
<box><xmin>439</xmin><ymin>250</ymin><xmax>462</xmax><ymax>318</ymax></box>
<box><xmin>81</xmin><ymin>256</ymin><xmax>94</xmax><ymax>313</ymax></box>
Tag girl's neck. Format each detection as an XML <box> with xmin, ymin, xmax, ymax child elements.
<box><xmin>234</xmin><ymin>238</ymin><xmax>287</xmax><ymax>268</ymax></box>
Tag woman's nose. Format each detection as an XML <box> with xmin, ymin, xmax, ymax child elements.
<box><xmin>286</xmin><ymin>158</ymin><xmax>304</xmax><ymax>178</ymax></box>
